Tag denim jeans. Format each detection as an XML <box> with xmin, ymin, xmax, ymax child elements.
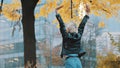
<box><xmin>65</xmin><ymin>57</ymin><xmax>82</xmax><ymax>68</ymax></box>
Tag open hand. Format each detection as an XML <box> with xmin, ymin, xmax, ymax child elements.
<box><xmin>55</xmin><ymin>5</ymin><xmax>63</xmax><ymax>14</ymax></box>
<box><xmin>85</xmin><ymin>4</ymin><xmax>90</xmax><ymax>14</ymax></box>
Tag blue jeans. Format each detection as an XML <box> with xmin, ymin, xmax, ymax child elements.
<box><xmin>65</xmin><ymin>56</ymin><xmax>82</xmax><ymax>68</ymax></box>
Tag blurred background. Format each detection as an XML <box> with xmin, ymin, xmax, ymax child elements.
<box><xmin>0</xmin><ymin>0</ymin><xmax>120</xmax><ymax>68</ymax></box>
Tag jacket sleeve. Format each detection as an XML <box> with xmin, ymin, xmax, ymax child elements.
<box><xmin>78</xmin><ymin>15</ymin><xmax>89</xmax><ymax>35</ymax></box>
<box><xmin>56</xmin><ymin>14</ymin><xmax>67</xmax><ymax>38</ymax></box>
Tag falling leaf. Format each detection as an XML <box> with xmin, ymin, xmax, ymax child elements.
<box><xmin>98</xmin><ymin>22</ymin><xmax>105</xmax><ymax>28</ymax></box>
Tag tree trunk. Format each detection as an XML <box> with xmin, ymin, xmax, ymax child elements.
<box><xmin>21</xmin><ymin>0</ymin><xmax>38</xmax><ymax>68</ymax></box>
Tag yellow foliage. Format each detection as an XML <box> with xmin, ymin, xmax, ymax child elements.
<box><xmin>98</xmin><ymin>22</ymin><xmax>105</xmax><ymax>28</ymax></box>
<box><xmin>35</xmin><ymin>13</ymin><xmax>40</xmax><ymax>18</ymax></box>
<box><xmin>56</xmin><ymin>24</ymin><xmax>60</xmax><ymax>28</ymax></box>
<box><xmin>39</xmin><ymin>0</ymin><xmax>57</xmax><ymax>17</ymax></box>
<box><xmin>93</xmin><ymin>11</ymin><xmax>100</xmax><ymax>16</ymax></box>
<box><xmin>2</xmin><ymin>0</ymin><xmax>21</xmax><ymax>21</ymax></box>
<box><xmin>107</xmin><ymin>0</ymin><xmax>120</xmax><ymax>5</ymax></box>
<box><xmin>57</xmin><ymin>0</ymin><xmax>83</xmax><ymax>26</ymax></box>
<box><xmin>89</xmin><ymin>0</ymin><xmax>120</xmax><ymax>18</ymax></box>
<box><xmin>1</xmin><ymin>0</ymin><xmax>120</xmax><ymax>23</ymax></box>
<box><xmin>97</xmin><ymin>52</ymin><xmax>120</xmax><ymax>68</ymax></box>
<box><xmin>39</xmin><ymin>0</ymin><xmax>120</xmax><ymax>26</ymax></box>
<box><xmin>52</xmin><ymin>19</ymin><xmax>57</xmax><ymax>24</ymax></box>
<box><xmin>39</xmin><ymin>5</ymin><xmax>48</xmax><ymax>17</ymax></box>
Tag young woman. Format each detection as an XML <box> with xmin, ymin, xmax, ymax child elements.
<box><xmin>55</xmin><ymin>4</ymin><xmax>90</xmax><ymax>68</ymax></box>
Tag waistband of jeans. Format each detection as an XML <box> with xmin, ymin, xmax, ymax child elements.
<box><xmin>67</xmin><ymin>54</ymin><xmax>78</xmax><ymax>57</ymax></box>
<box><xmin>65</xmin><ymin>54</ymin><xmax>79</xmax><ymax>60</ymax></box>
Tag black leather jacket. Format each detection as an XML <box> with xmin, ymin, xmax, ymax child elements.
<box><xmin>56</xmin><ymin>14</ymin><xmax>89</xmax><ymax>58</ymax></box>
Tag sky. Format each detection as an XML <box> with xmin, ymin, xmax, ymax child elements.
<box><xmin>104</xmin><ymin>17</ymin><xmax>120</xmax><ymax>32</ymax></box>
<box><xmin>90</xmin><ymin>14</ymin><xmax>120</xmax><ymax>33</ymax></box>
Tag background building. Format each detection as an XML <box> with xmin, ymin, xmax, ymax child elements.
<box><xmin>96</xmin><ymin>32</ymin><xmax>120</xmax><ymax>56</ymax></box>
<box><xmin>81</xmin><ymin>22</ymin><xmax>97</xmax><ymax>68</ymax></box>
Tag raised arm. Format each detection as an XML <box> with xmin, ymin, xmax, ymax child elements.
<box><xmin>78</xmin><ymin>15</ymin><xmax>89</xmax><ymax>35</ymax></box>
<box><xmin>78</xmin><ymin>4</ymin><xmax>90</xmax><ymax>36</ymax></box>
<box><xmin>55</xmin><ymin>6</ymin><xmax>67</xmax><ymax>38</ymax></box>
<box><xmin>56</xmin><ymin>14</ymin><xmax>67</xmax><ymax>38</ymax></box>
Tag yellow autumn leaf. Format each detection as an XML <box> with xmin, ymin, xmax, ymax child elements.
<box><xmin>98</xmin><ymin>22</ymin><xmax>105</xmax><ymax>28</ymax></box>
<box><xmin>52</xmin><ymin>19</ymin><xmax>57</xmax><ymax>24</ymax></box>
<box><xmin>56</xmin><ymin>24</ymin><xmax>60</xmax><ymax>28</ymax></box>
<box><xmin>35</xmin><ymin>13</ymin><xmax>40</xmax><ymax>18</ymax></box>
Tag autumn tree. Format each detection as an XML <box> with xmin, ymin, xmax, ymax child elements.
<box><xmin>1</xmin><ymin>0</ymin><xmax>120</xmax><ymax>68</ymax></box>
<box><xmin>20</xmin><ymin>0</ymin><xmax>39</xmax><ymax>68</ymax></box>
<box><xmin>38</xmin><ymin>0</ymin><xmax>120</xmax><ymax>26</ymax></box>
<box><xmin>1</xmin><ymin>0</ymin><xmax>40</xmax><ymax>67</ymax></box>
<box><xmin>2</xmin><ymin>0</ymin><xmax>120</xmax><ymax>26</ymax></box>
<box><xmin>2</xmin><ymin>0</ymin><xmax>120</xmax><ymax>24</ymax></box>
